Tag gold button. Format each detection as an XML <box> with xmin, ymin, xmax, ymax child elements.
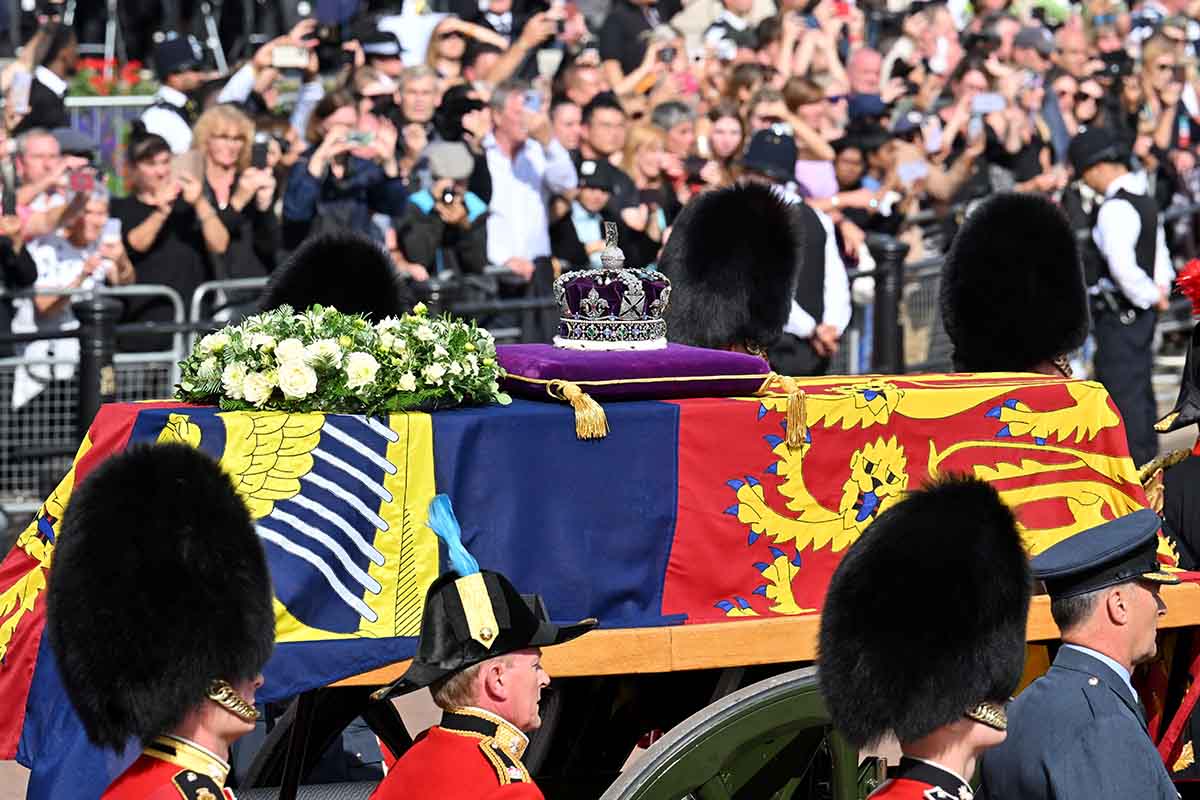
<box><xmin>480</xmin><ymin>627</ymin><xmax>494</xmax><ymax>642</ymax></box>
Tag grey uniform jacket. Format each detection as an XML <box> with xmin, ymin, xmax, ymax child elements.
<box><xmin>978</xmin><ymin>646</ymin><xmax>1178</xmax><ymax>800</ymax></box>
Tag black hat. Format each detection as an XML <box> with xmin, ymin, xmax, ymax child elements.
<box><xmin>262</xmin><ymin>230</ymin><xmax>416</xmax><ymax>320</ymax></box>
<box><xmin>46</xmin><ymin>444</ymin><xmax>274</xmax><ymax>750</ymax></box>
<box><xmin>1068</xmin><ymin>126</ymin><xmax>1126</xmax><ymax>175</ymax></box>
<box><xmin>1033</xmin><ymin>509</ymin><xmax>1180</xmax><ymax>599</ymax></box>
<box><xmin>941</xmin><ymin>192</ymin><xmax>1089</xmax><ymax>372</ymax></box>
<box><xmin>361</xmin><ymin>30</ymin><xmax>404</xmax><ymax>59</ymax></box>
<box><xmin>153</xmin><ymin>33</ymin><xmax>204</xmax><ymax>80</ymax></box>
<box><xmin>1156</xmin><ymin>261</ymin><xmax>1200</xmax><ymax>433</ymax></box>
<box><xmin>818</xmin><ymin>478</ymin><xmax>1031</xmax><ymax>747</ymax></box>
<box><xmin>741</xmin><ymin>126</ymin><xmax>798</xmax><ymax>184</ymax></box>
<box><xmin>373</xmin><ymin>496</ymin><xmax>596</xmax><ymax>700</ymax></box>
<box><xmin>660</xmin><ymin>183</ymin><xmax>803</xmax><ymax>352</ymax></box>
<box><xmin>578</xmin><ymin>158</ymin><xmax>616</xmax><ymax>191</ymax></box>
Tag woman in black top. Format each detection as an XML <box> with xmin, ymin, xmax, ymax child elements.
<box><xmin>111</xmin><ymin>131</ymin><xmax>228</xmax><ymax>351</ymax></box>
<box><xmin>191</xmin><ymin>105</ymin><xmax>279</xmax><ymax>290</ymax></box>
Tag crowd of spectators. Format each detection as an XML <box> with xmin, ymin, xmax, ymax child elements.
<box><xmin>4</xmin><ymin>0</ymin><xmax>1200</xmax><ymax>402</ymax></box>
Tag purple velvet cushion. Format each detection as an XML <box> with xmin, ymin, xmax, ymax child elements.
<box><xmin>498</xmin><ymin>343</ymin><xmax>771</xmax><ymax>400</ymax></box>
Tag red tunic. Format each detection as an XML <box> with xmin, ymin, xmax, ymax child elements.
<box><xmin>372</xmin><ymin>708</ymin><xmax>543</xmax><ymax>800</ymax></box>
<box><xmin>103</xmin><ymin>736</ymin><xmax>236</xmax><ymax>800</ymax></box>
<box><xmin>868</xmin><ymin>757</ymin><xmax>973</xmax><ymax>800</ymax></box>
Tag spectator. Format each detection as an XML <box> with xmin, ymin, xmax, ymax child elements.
<box><xmin>191</xmin><ymin>106</ymin><xmax>278</xmax><ymax>284</ymax></box>
<box><xmin>11</xmin><ymin>187</ymin><xmax>134</xmax><ymax>411</ymax></box>
<box><xmin>599</xmin><ymin>0</ymin><xmax>663</xmax><ymax>87</ymax></box>
<box><xmin>282</xmin><ymin>89</ymin><xmax>407</xmax><ymax>246</ymax></box>
<box><xmin>394</xmin><ymin>141</ymin><xmax>488</xmax><ymax>281</ymax></box>
<box><xmin>140</xmin><ymin>33</ymin><xmax>214</xmax><ymax>154</ymax></box>
<box><xmin>461</xmin><ymin>41</ymin><xmax>504</xmax><ymax>85</ymax></box>
<box><xmin>620</xmin><ymin>124</ymin><xmax>673</xmax><ymax>260</ymax></box>
<box><xmin>363</xmin><ymin>30</ymin><xmax>406</xmax><ymax>80</ymax></box>
<box><xmin>578</xmin><ymin>92</ymin><xmax>637</xmax><ymax>210</ymax></box>
<box><xmin>13</xmin><ymin>23</ymin><xmax>74</xmax><ymax>134</ymax></box>
<box><xmin>561</xmin><ymin>61</ymin><xmax>607</xmax><ymax>108</ymax></box>
<box><xmin>845</xmin><ymin>48</ymin><xmax>884</xmax><ymax>98</ymax></box>
<box><xmin>424</xmin><ymin>17</ymin><xmax>508</xmax><ymax>86</ymax></box>
<box><xmin>1053</xmin><ymin>27</ymin><xmax>1092</xmax><ymax>80</ymax></box>
<box><xmin>112</xmin><ymin>131</ymin><xmax>227</xmax><ymax>351</ymax></box>
<box><xmin>14</xmin><ymin>128</ymin><xmax>88</xmax><ymax>239</ymax></box>
<box><xmin>431</xmin><ymin>84</ymin><xmax>494</xmax><ymax>202</ymax></box>
<box><xmin>0</xmin><ymin>215</ymin><xmax>33</xmax><ymax>359</ymax></box>
<box><xmin>551</xmin><ymin>98</ymin><xmax>583</xmax><ymax>151</ymax></box>
<box><xmin>704</xmin><ymin>0</ymin><xmax>758</xmax><ymax>57</ymax></box>
<box><xmin>651</xmin><ymin>100</ymin><xmax>697</xmax><ymax>161</ymax></box>
<box><xmin>550</xmin><ymin>158</ymin><xmax>619</xmax><ymax>269</ymax></box>
<box><xmin>698</xmin><ymin>101</ymin><xmax>745</xmax><ymax>188</ymax></box>
<box><xmin>483</xmin><ymin>80</ymin><xmax>576</xmax><ymax>284</ymax></box>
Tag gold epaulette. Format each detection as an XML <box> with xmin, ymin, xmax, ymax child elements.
<box><xmin>442</xmin><ymin>707</ymin><xmax>533</xmax><ymax>786</ymax></box>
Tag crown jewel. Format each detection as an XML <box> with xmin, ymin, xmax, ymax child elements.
<box><xmin>552</xmin><ymin>223</ymin><xmax>671</xmax><ymax>351</ymax></box>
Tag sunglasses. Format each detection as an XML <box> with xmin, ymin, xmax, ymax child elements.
<box><xmin>1076</xmin><ymin>91</ymin><xmax>1101</xmax><ymax>103</ymax></box>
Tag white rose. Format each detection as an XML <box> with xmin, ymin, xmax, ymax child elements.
<box><xmin>249</xmin><ymin>333</ymin><xmax>276</xmax><ymax>352</ymax></box>
<box><xmin>242</xmin><ymin>371</ymin><xmax>274</xmax><ymax>406</ymax></box>
<box><xmin>376</xmin><ymin>316</ymin><xmax>402</xmax><ymax>332</ymax></box>
<box><xmin>422</xmin><ymin>363</ymin><xmax>447</xmax><ymax>386</ymax></box>
<box><xmin>306</xmin><ymin>338</ymin><xmax>343</xmax><ymax>367</ymax></box>
<box><xmin>345</xmin><ymin>352</ymin><xmax>380</xmax><ymax>390</ymax></box>
<box><xmin>199</xmin><ymin>331</ymin><xmax>230</xmax><ymax>354</ymax></box>
<box><xmin>277</xmin><ymin>361</ymin><xmax>319</xmax><ymax>399</ymax></box>
<box><xmin>397</xmin><ymin>372</ymin><xmax>417</xmax><ymax>392</ymax></box>
<box><xmin>466</xmin><ymin>353</ymin><xmax>479</xmax><ymax>373</ymax></box>
<box><xmin>222</xmin><ymin>362</ymin><xmax>248</xmax><ymax>399</ymax></box>
<box><xmin>378</xmin><ymin>330</ymin><xmax>396</xmax><ymax>352</ymax></box>
<box><xmin>275</xmin><ymin>337</ymin><xmax>307</xmax><ymax>364</ymax></box>
<box><xmin>198</xmin><ymin>356</ymin><xmax>219</xmax><ymax>380</ymax></box>
<box><xmin>449</xmin><ymin>361</ymin><xmax>463</xmax><ymax>376</ymax></box>
<box><xmin>415</xmin><ymin>323</ymin><xmax>436</xmax><ymax>343</ymax></box>
<box><xmin>433</xmin><ymin>344</ymin><xmax>448</xmax><ymax>359</ymax></box>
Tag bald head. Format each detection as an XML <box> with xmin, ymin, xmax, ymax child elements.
<box><xmin>848</xmin><ymin>48</ymin><xmax>882</xmax><ymax>95</ymax></box>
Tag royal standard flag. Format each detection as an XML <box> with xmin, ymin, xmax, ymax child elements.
<box><xmin>0</xmin><ymin>374</ymin><xmax>1164</xmax><ymax>795</ymax></box>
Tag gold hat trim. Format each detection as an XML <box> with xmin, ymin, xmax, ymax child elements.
<box><xmin>456</xmin><ymin>572</ymin><xmax>500</xmax><ymax>649</ymax></box>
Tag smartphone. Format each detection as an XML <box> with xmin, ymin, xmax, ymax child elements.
<box><xmin>345</xmin><ymin>130</ymin><xmax>374</xmax><ymax>146</ymax></box>
<box><xmin>9</xmin><ymin>71</ymin><xmax>32</xmax><ymax>115</ymax></box>
<box><xmin>971</xmin><ymin>92</ymin><xmax>1006</xmax><ymax>115</ymax></box>
<box><xmin>251</xmin><ymin>133</ymin><xmax>270</xmax><ymax>169</ymax></box>
<box><xmin>523</xmin><ymin>89</ymin><xmax>542</xmax><ymax>113</ymax></box>
<box><xmin>102</xmin><ymin>217</ymin><xmax>121</xmax><ymax>244</ymax></box>
<box><xmin>2</xmin><ymin>185</ymin><xmax>15</xmax><ymax>217</ymax></box>
<box><xmin>897</xmin><ymin>160</ymin><xmax>929</xmax><ymax>184</ymax></box>
<box><xmin>69</xmin><ymin>170</ymin><xmax>95</xmax><ymax>195</ymax></box>
<box><xmin>272</xmin><ymin>44</ymin><xmax>311</xmax><ymax>70</ymax></box>
<box><xmin>536</xmin><ymin>48</ymin><xmax>564</xmax><ymax>80</ymax></box>
<box><xmin>922</xmin><ymin>115</ymin><xmax>943</xmax><ymax>154</ymax></box>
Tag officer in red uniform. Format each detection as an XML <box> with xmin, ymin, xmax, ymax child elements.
<box><xmin>818</xmin><ymin>478</ymin><xmax>1033</xmax><ymax>800</ymax></box>
<box><xmin>369</xmin><ymin>495</ymin><xmax>596</xmax><ymax>799</ymax></box>
<box><xmin>45</xmin><ymin>443</ymin><xmax>275</xmax><ymax>799</ymax></box>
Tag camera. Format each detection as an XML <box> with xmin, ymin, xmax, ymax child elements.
<box><xmin>1095</xmin><ymin>50</ymin><xmax>1133</xmax><ymax>79</ymax></box>
<box><xmin>315</xmin><ymin>23</ymin><xmax>348</xmax><ymax>73</ymax></box>
<box><xmin>658</xmin><ymin>46</ymin><xmax>677</xmax><ymax>64</ymax></box>
<box><xmin>441</xmin><ymin>189</ymin><xmax>459</xmax><ymax>205</ymax></box>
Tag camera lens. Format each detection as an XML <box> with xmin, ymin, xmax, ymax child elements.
<box><xmin>442</xmin><ymin>191</ymin><xmax>456</xmax><ymax>204</ymax></box>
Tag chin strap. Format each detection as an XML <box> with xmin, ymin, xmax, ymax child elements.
<box><xmin>206</xmin><ymin>680</ymin><xmax>260</xmax><ymax>724</ymax></box>
<box><xmin>965</xmin><ymin>700</ymin><xmax>1008</xmax><ymax>732</ymax></box>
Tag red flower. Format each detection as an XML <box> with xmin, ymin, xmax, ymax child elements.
<box><xmin>88</xmin><ymin>73</ymin><xmax>110</xmax><ymax>95</ymax></box>
<box><xmin>1177</xmin><ymin>259</ymin><xmax>1200</xmax><ymax>317</ymax></box>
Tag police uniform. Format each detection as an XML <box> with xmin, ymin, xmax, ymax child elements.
<box><xmin>819</xmin><ymin>479</ymin><xmax>1031</xmax><ymax>797</ymax></box>
<box><xmin>978</xmin><ymin>510</ymin><xmax>1181</xmax><ymax>800</ymax></box>
<box><xmin>369</xmin><ymin>495</ymin><xmax>596</xmax><ymax>800</ymax></box>
<box><xmin>45</xmin><ymin>444</ymin><xmax>275</xmax><ymax>798</ymax></box>
<box><xmin>140</xmin><ymin>35</ymin><xmax>205</xmax><ymax>154</ymax></box>
<box><xmin>1069</xmin><ymin>128</ymin><xmax>1173</xmax><ymax>466</ymax></box>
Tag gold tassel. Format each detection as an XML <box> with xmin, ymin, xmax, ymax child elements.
<box><xmin>547</xmin><ymin>379</ymin><xmax>609</xmax><ymax>440</ymax></box>
<box><xmin>775</xmin><ymin>375</ymin><xmax>808</xmax><ymax>452</ymax></box>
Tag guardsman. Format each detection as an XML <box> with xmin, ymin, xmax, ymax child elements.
<box><xmin>979</xmin><ymin>509</ymin><xmax>1181</xmax><ymax>800</ymax></box>
<box><xmin>45</xmin><ymin>444</ymin><xmax>275</xmax><ymax>799</ymax></box>
<box><xmin>369</xmin><ymin>495</ymin><xmax>596</xmax><ymax>799</ymax></box>
<box><xmin>819</xmin><ymin>478</ymin><xmax>1032</xmax><ymax>799</ymax></box>
<box><xmin>941</xmin><ymin>191</ymin><xmax>1090</xmax><ymax>376</ymax></box>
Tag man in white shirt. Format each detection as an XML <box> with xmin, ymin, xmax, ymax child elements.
<box><xmin>1069</xmin><ymin>127</ymin><xmax>1172</xmax><ymax>465</ymax></box>
<box><xmin>483</xmin><ymin>80</ymin><xmax>577</xmax><ymax>282</ymax></box>
<box><xmin>12</xmin><ymin>25</ymin><xmax>75</xmax><ymax>134</ymax></box>
<box><xmin>140</xmin><ymin>34</ymin><xmax>214</xmax><ymax>154</ymax></box>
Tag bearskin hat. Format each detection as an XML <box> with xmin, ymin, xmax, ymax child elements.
<box><xmin>262</xmin><ymin>229</ymin><xmax>416</xmax><ymax>321</ymax></box>
<box><xmin>46</xmin><ymin>444</ymin><xmax>274</xmax><ymax>750</ymax></box>
<box><xmin>660</xmin><ymin>183</ymin><xmax>803</xmax><ymax>351</ymax></box>
<box><xmin>818</xmin><ymin>477</ymin><xmax>1031</xmax><ymax>748</ymax></box>
<box><xmin>941</xmin><ymin>193</ymin><xmax>1089</xmax><ymax>372</ymax></box>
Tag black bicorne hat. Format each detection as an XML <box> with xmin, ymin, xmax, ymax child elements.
<box><xmin>372</xmin><ymin>496</ymin><xmax>596</xmax><ymax>701</ymax></box>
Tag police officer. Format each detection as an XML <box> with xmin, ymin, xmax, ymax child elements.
<box><xmin>369</xmin><ymin>496</ymin><xmax>596</xmax><ymax>799</ymax></box>
<box><xmin>979</xmin><ymin>509</ymin><xmax>1181</xmax><ymax>800</ymax></box>
<box><xmin>819</xmin><ymin>478</ymin><xmax>1031</xmax><ymax>800</ymax></box>
<box><xmin>45</xmin><ymin>444</ymin><xmax>275</xmax><ymax>799</ymax></box>
<box><xmin>1068</xmin><ymin>126</ymin><xmax>1174</xmax><ymax>466</ymax></box>
<box><xmin>141</xmin><ymin>33</ymin><xmax>213</xmax><ymax>154</ymax></box>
